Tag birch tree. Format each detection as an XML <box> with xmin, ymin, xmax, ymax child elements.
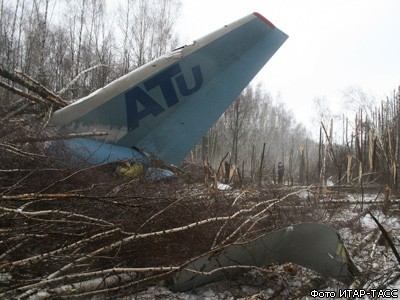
<box><xmin>117</xmin><ymin>0</ymin><xmax>181</xmax><ymax>69</ymax></box>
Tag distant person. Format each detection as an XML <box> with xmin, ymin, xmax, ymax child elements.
<box><xmin>277</xmin><ymin>161</ymin><xmax>284</xmax><ymax>184</ymax></box>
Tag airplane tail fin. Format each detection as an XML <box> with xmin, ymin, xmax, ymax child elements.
<box><xmin>51</xmin><ymin>12</ymin><xmax>288</xmax><ymax>165</ymax></box>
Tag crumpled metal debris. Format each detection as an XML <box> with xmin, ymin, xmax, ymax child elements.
<box><xmin>171</xmin><ymin>222</ymin><xmax>360</xmax><ymax>292</ymax></box>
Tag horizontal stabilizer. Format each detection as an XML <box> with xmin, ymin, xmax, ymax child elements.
<box><xmin>171</xmin><ymin>223</ymin><xmax>360</xmax><ymax>292</ymax></box>
<box><xmin>51</xmin><ymin>13</ymin><xmax>287</xmax><ymax>165</ymax></box>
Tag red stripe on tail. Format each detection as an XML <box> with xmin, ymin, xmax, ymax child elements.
<box><xmin>253</xmin><ymin>12</ymin><xmax>275</xmax><ymax>28</ymax></box>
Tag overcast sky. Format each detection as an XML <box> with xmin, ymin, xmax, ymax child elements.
<box><xmin>176</xmin><ymin>0</ymin><xmax>400</xmax><ymax>128</ymax></box>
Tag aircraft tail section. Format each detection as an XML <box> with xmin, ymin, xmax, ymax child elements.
<box><xmin>51</xmin><ymin>12</ymin><xmax>288</xmax><ymax>165</ymax></box>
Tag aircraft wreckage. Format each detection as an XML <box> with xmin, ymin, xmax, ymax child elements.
<box><xmin>171</xmin><ymin>223</ymin><xmax>360</xmax><ymax>291</ymax></box>
<box><xmin>47</xmin><ymin>12</ymin><xmax>361</xmax><ymax>290</ymax></box>
<box><xmin>49</xmin><ymin>12</ymin><xmax>288</xmax><ymax>167</ymax></box>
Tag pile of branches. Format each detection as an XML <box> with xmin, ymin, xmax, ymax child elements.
<box><xmin>0</xmin><ymin>67</ymin><xmax>338</xmax><ymax>298</ymax></box>
<box><xmin>0</xmin><ymin>121</ymin><xmax>333</xmax><ymax>298</ymax></box>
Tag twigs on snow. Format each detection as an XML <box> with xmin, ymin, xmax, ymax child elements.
<box><xmin>0</xmin><ymin>179</ymin><xmax>297</xmax><ymax>298</ymax></box>
<box><xmin>368</xmin><ymin>211</ymin><xmax>400</xmax><ymax>265</ymax></box>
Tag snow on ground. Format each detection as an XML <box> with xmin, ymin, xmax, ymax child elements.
<box><xmin>127</xmin><ymin>192</ymin><xmax>400</xmax><ymax>300</ymax></box>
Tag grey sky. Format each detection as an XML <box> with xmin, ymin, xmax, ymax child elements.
<box><xmin>176</xmin><ymin>0</ymin><xmax>400</xmax><ymax>128</ymax></box>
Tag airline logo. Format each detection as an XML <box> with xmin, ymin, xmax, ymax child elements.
<box><xmin>125</xmin><ymin>63</ymin><xmax>203</xmax><ymax>131</ymax></box>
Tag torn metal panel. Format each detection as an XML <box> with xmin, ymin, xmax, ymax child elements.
<box><xmin>51</xmin><ymin>13</ymin><xmax>287</xmax><ymax>165</ymax></box>
<box><xmin>171</xmin><ymin>223</ymin><xmax>360</xmax><ymax>292</ymax></box>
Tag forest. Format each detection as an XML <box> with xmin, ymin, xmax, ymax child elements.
<box><xmin>1</xmin><ymin>0</ymin><xmax>399</xmax><ymax>298</ymax></box>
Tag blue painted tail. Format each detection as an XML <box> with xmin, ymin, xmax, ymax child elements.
<box><xmin>51</xmin><ymin>12</ymin><xmax>288</xmax><ymax>165</ymax></box>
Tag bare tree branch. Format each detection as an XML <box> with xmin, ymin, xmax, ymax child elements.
<box><xmin>9</xmin><ymin>131</ymin><xmax>109</xmax><ymax>143</ymax></box>
<box><xmin>0</xmin><ymin>80</ymin><xmax>44</xmax><ymax>105</ymax></box>
<box><xmin>0</xmin><ymin>66</ymin><xmax>67</xmax><ymax>106</ymax></box>
<box><xmin>57</xmin><ymin>64</ymin><xmax>110</xmax><ymax>97</ymax></box>
<box><xmin>0</xmin><ymin>143</ymin><xmax>46</xmax><ymax>158</ymax></box>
